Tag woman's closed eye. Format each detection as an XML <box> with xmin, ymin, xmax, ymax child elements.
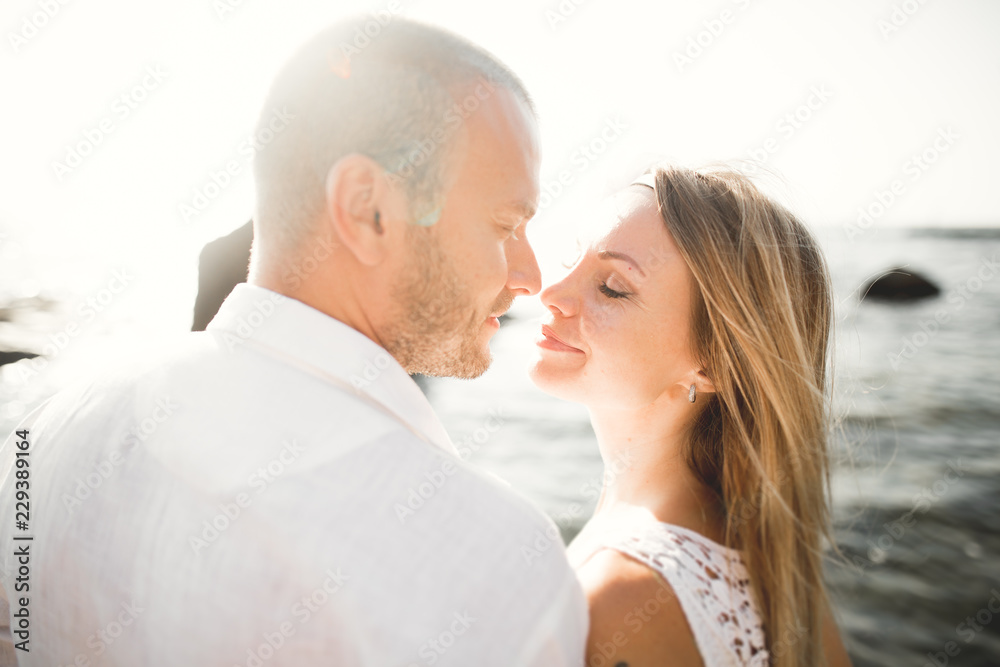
<box><xmin>598</xmin><ymin>280</ymin><xmax>630</xmax><ymax>299</ymax></box>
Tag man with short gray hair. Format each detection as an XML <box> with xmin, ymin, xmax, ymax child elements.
<box><xmin>0</xmin><ymin>16</ymin><xmax>587</xmax><ymax>666</ymax></box>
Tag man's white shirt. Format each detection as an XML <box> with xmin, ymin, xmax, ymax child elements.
<box><xmin>0</xmin><ymin>284</ymin><xmax>587</xmax><ymax>666</ymax></box>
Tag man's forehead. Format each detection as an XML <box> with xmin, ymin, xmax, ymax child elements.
<box><xmin>448</xmin><ymin>85</ymin><xmax>539</xmax><ymax>208</ymax></box>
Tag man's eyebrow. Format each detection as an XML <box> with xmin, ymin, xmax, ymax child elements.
<box><xmin>496</xmin><ymin>201</ymin><xmax>537</xmax><ymax>221</ymax></box>
<box><xmin>598</xmin><ymin>250</ymin><xmax>647</xmax><ymax>277</ymax></box>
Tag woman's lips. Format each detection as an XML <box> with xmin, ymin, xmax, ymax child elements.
<box><xmin>537</xmin><ymin>325</ymin><xmax>584</xmax><ymax>353</ymax></box>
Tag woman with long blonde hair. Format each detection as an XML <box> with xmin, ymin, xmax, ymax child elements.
<box><xmin>530</xmin><ymin>164</ymin><xmax>852</xmax><ymax>666</ymax></box>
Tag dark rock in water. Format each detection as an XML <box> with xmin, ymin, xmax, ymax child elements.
<box><xmin>863</xmin><ymin>268</ymin><xmax>941</xmax><ymax>302</ymax></box>
<box><xmin>0</xmin><ymin>296</ymin><xmax>57</xmax><ymax>322</ymax></box>
<box><xmin>411</xmin><ymin>372</ymin><xmax>431</xmax><ymax>396</ymax></box>
<box><xmin>187</xmin><ymin>220</ymin><xmax>447</xmax><ymax>396</ymax></box>
<box><xmin>192</xmin><ymin>220</ymin><xmax>254</xmax><ymax>331</ymax></box>
<box><xmin>0</xmin><ymin>350</ymin><xmax>38</xmax><ymax>368</ymax></box>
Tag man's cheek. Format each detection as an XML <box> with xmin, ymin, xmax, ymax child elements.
<box><xmin>484</xmin><ymin>244</ymin><xmax>510</xmax><ymax>293</ymax></box>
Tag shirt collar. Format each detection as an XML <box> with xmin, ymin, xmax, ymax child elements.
<box><xmin>206</xmin><ymin>283</ymin><xmax>458</xmax><ymax>457</ymax></box>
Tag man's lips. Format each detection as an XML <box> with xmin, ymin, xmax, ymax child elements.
<box><xmin>486</xmin><ymin>309</ymin><xmax>508</xmax><ymax>328</ymax></box>
<box><xmin>537</xmin><ymin>324</ymin><xmax>584</xmax><ymax>353</ymax></box>
<box><xmin>486</xmin><ymin>293</ymin><xmax>514</xmax><ymax>327</ymax></box>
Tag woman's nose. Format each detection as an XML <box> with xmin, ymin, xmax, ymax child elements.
<box><xmin>540</xmin><ymin>274</ymin><xmax>579</xmax><ymax>318</ymax></box>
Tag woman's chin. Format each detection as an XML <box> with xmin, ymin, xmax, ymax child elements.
<box><xmin>528</xmin><ymin>362</ymin><xmax>583</xmax><ymax>402</ymax></box>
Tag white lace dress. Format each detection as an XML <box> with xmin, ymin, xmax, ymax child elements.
<box><xmin>568</xmin><ymin>511</ymin><xmax>770</xmax><ymax>666</ymax></box>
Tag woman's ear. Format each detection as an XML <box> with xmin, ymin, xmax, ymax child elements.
<box><xmin>324</xmin><ymin>154</ymin><xmax>399</xmax><ymax>267</ymax></box>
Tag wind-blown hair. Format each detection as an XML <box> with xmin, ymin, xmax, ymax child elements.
<box><xmin>250</xmin><ymin>16</ymin><xmax>533</xmax><ymax>261</ymax></box>
<box><xmin>650</xmin><ymin>165</ymin><xmax>834</xmax><ymax>667</ymax></box>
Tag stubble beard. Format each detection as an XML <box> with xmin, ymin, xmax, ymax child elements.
<box><xmin>383</xmin><ymin>226</ymin><xmax>507</xmax><ymax>379</ymax></box>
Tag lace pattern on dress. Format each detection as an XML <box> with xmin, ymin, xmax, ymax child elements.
<box><xmin>599</xmin><ymin>522</ymin><xmax>770</xmax><ymax>667</ymax></box>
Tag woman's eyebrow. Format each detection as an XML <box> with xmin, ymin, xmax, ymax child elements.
<box><xmin>597</xmin><ymin>249</ymin><xmax>647</xmax><ymax>278</ymax></box>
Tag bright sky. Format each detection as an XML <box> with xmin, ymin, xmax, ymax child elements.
<box><xmin>1</xmin><ymin>0</ymin><xmax>997</xmax><ymax>318</ymax></box>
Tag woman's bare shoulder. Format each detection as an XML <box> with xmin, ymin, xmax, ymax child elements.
<box><xmin>577</xmin><ymin>548</ymin><xmax>704</xmax><ymax>667</ymax></box>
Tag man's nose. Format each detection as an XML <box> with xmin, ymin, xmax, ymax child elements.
<box><xmin>506</xmin><ymin>236</ymin><xmax>542</xmax><ymax>296</ymax></box>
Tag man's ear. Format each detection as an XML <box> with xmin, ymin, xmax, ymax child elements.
<box><xmin>324</xmin><ymin>154</ymin><xmax>399</xmax><ymax>267</ymax></box>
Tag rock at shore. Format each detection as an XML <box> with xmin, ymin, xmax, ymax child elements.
<box><xmin>0</xmin><ymin>350</ymin><xmax>37</xmax><ymax>368</ymax></box>
<box><xmin>192</xmin><ymin>220</ymin><xmax>254</xmax><ymax>331</ymax></box>
<box><xmin>863</xmin><ymin>268</ymin><xmax>941</xmax><ymax>302</ymax></box>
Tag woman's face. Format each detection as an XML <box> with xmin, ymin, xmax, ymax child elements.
<box><xmin>529</xmin><ymin>187</ymin><xmax>701</xmax><ymax>409</ymax></box>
